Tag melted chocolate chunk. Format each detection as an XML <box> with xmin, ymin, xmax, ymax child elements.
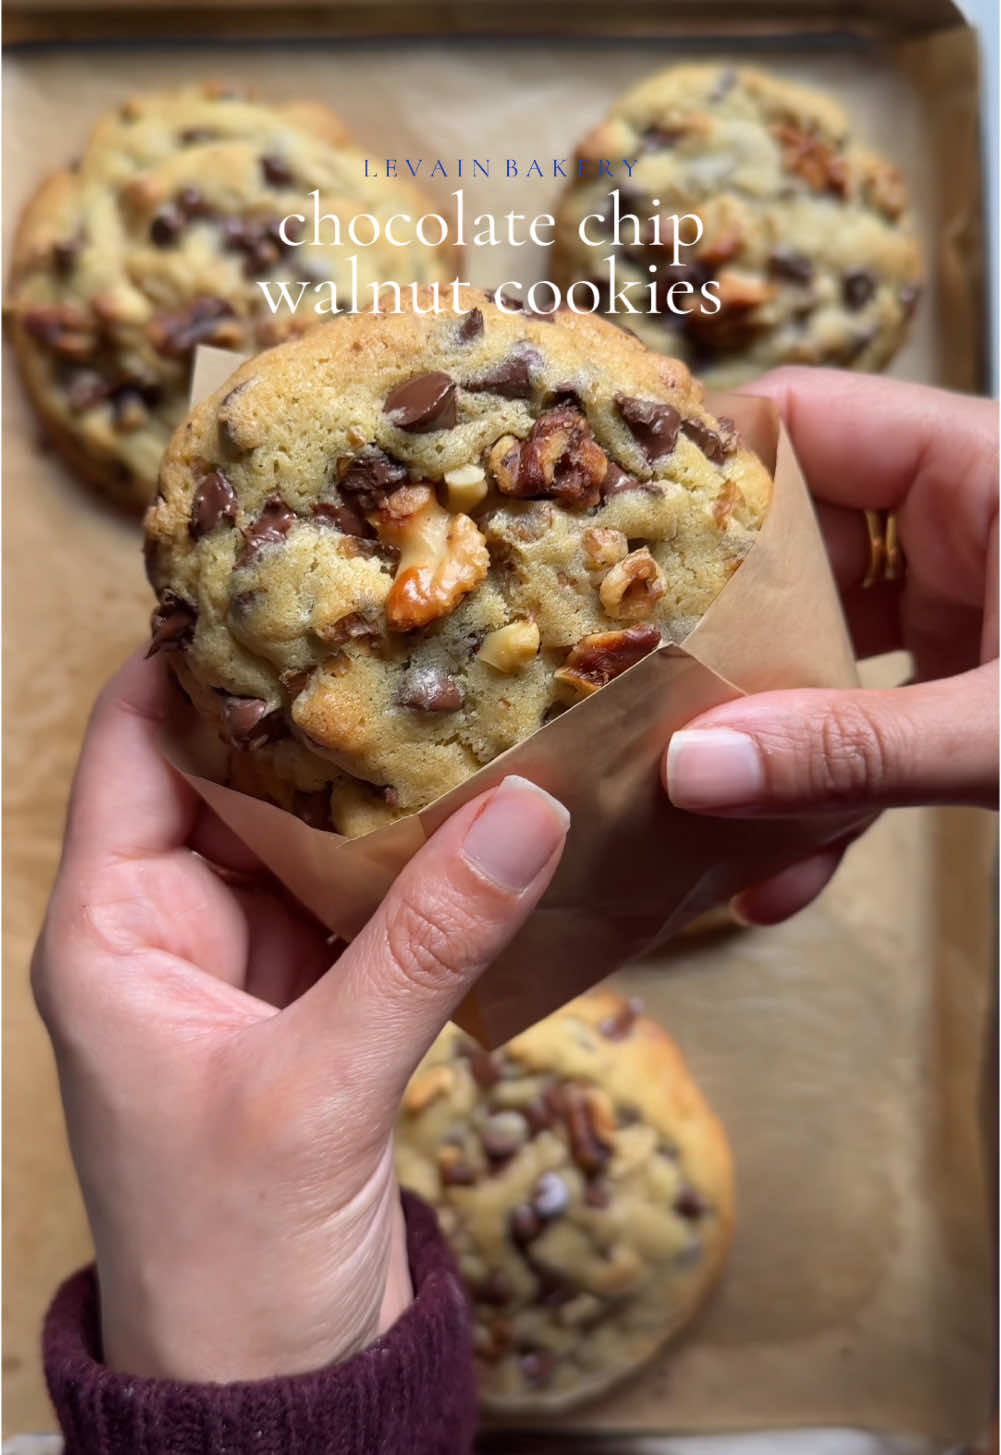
<box><xmin>260</xmin><ymin>154</ymin><xmax>293</xmax><ymax>187</ymax></box>
<box><xmin>313</xmin><ymin>500</ymin><xmax>373</xmax><ymax>538</ymax></box>
<box><xmin>478</xmin><ymin>1271</ymin><xmax>514</xmax><ymax>1307</ymax></box>
<box><xmin>616</xmin><ymin>395</ymin><xmax>681</xmax><ymax>461</ymax></box>
<box><xmin>457</xmin><ymin>307</ymin><xmax>484</xmax><ymax>343</ymax></box>
<box><xmin>602</xmin><ymin>462</ymin><xmax>647</xmax><ymax>496</ymax></box>
<box><xmin>147</xmin><ymin>592</ymin><xmax>196</xmax><ymax>656</ymax></box>
<box><xmin>510</xmin><ymin>1204</ymin><xmax>542</xmax><ymax>1244</ymax></box>
<box><xmin>179</xmin><ymin>126</ymin><xmax>218</xmax><ymax>144</ymax></box>
<box><xmin>190</xmin><ymin>470</ymin><xmax>237</xmax><ymax>539</ymax></box>
<box><xmin>440</xmin><ymin>1160</ymin><xmax>477</xmax><ymax>1187</ymax></box>
<box><xmin>150</xmin><ymin>207</ymin><xmax>184</xmax><ymax>247</ymax></box>
<box><xmin>396</xmin><ymin>664</ymin><xmax>464</xmax><ymax>713</ymax></box>
<box><xmin>842</xmin><ymin>267</ymin><xmax>877</xmax><ymax>310</ymax></box>
<box><xmin>523</xmin><ymin>1097</ymin><xmax>556</xmax><ymax>1135</ymax></box>
<box><xmin>237</xmin><ymin>494</ymin><xmax>297</xmax><ymax>564</ymax></box>
<box><xmin>292</xmin><ymin>788</ymin><xmax>332</xmax><ymax>831</ymax></box>
<box><xmin>532</xmin><ymin>1171</ymin><xmax>570</xmax><ymax>1221</ymax></box>
<box><xmin>147</xmin><ymin>296</ymin><xmax>236</xmax><ymax>360</ymax></box>
<box><xmin>469</xmin><ymin>1048</ymin><xmax>502</xmax><ymax>1089</ymax></box>
<box><xmin>681</xmin><ymin>415</ymin><xmax>737</xmax><ymax>464</ymax></box>
<box><xmin>675</xmin><ymin>1187</ymin><xmax>707</xmax><ymax>1220</ymax></box>
<box><xmin>768</xmin><ymin>247</ymin><xmax>814</xmax><ymax>285</ymax></box>
<box><xmin>52</xmin><ymin>235</ymin><xmax>83</xmax><ymax>277</ymax></box>
<box><xmin>221</xmin><ymin>696</ymin><xmax>284</xmax><ymax>748</ymax></box>
<box><xmin>466</xmin><ymin>350</ymin><xmax>539</xmax><ymax>400</ymax></box>
<box><xmin>337</xmin><ymin>450</ymin><xmax>409</xmax><ymax>513</ymax></box>
<box><xmin>384</xmin><ymin>372</ymin><xmax>458</xmax><ymax>432</ymax></box>
<box><xmin>177</xmin><ymin>186</ymin><xmax>212</xmax><ymax>219</ymax></box>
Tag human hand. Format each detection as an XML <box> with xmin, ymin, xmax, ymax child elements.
<box><xmin>664</xmin><ymin>369</ymin><xmax>998</xmax><ymax>923</ymax></box>
<box><xmin>32</xmin><ymin>651</ymin><xmax>568</xmax><ymax>1383</ymax></box>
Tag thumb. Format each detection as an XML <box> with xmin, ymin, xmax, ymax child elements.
<box><xmin>665</xmin><ymin>662</ymin><xmax>998</xmax><ymax>815</ymax></box>
<box><xmin>291</xmin><ymin>775</ymin><xmax>569</xmax><ymax>1085</ymax></box>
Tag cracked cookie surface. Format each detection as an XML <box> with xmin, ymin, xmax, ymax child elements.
<box><xmin>7</xmin><ymin>82</ymin><xmax>452</xmax><ymax>508</ymax></box>
<box><xmin>554</xmin><ymin>64</ymin><xmax>922</xmax><ymax>385</ymax></box>
<box><xmin>145</xmin><ymin>291</ymin><xmax>772</xmax><ymax>835</ymax></box>
<box><xmin>395</xmin><ymin>991</ymin><xmax>734</xmax><ymax>1414</ymax></box>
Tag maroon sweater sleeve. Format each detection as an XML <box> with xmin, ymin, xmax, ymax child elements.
<box><xmin>43</xmin><ymin>1191</ymin><xmax>477</xmax><ymax>1455</ymax></box>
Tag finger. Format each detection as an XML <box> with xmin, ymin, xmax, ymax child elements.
<box><xmin>745</xmin><ymin>367</ymin><xmax>994</xmax><ymax>511</ymax></box>
<box><xmin>62</xmin><ymin>650</ymin><xmax>199</xmax><ymax>868</ymax></box>
<box><xmin>665</xmin><ymin>661</ymin><xmax>998</xmax><ymax>814</ymax></box>
<box><xmin>283</xmin><ymin>775</ymin><xmax>569</xmax><ymax>1087</ymax></box>
<box><xmin>731</xmin><ymin>838</ymin><xmax>858</xmax><ymax>926</ymax></box>
<box><xmin>190</xmin><ymin>802</ymin><xmax>271</xmax><ymax>877</ymax></box>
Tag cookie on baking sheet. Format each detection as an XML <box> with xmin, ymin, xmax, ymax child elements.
<box><xmin>395</xmin><ymin>991</ymin><xmax>734</xmax><ymax>1414</ymax></box>
<box><xmin>6</xmin><ymin>82</ymin><xmax>453</xmax><ymax>509</ymax></box>
<box><xmin>554</xmin><ymin>64</ymin><xmax>922</xmax><ymax>385</ymax></box>
<box><xmin>144</xmin><ymin>290</ymin><xmax>772</xmax><ymax>837</ymax></box>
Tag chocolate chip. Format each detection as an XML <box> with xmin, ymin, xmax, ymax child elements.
<box><xmin>548</xmin><ymin>381</ymin><xmax>584</xmax><ymax>409</ymax></box>
<box><xmin>190</xmin><ymin>470</ymin><xmax>237</xmax><ymax>539</ymax></box>
<box><xmin>532</xmin><ymin>1172</ymin><xmax>570</xmax><ymax>1221</ymax></box>
<box><xmin>510</xmin><ymin>1204</ymin><xmax>542</xmax><ymax>1244</ymax></box>
<box><xmin>469</xmin><ymin>1049</ymin><xmax>502</xmax><ymax>1089</ymax></box>
<box><xmin>616</xmin><ymin>395</ymin><xmax>681</xmax><ymax>461</ymax></box>
<box><xmin>221</xmin><ymin>696</ymin><xmax>284</xmax><ymax>748</ymax></box>
<box><xmin>478</xmin><ymin>1271</ymin><xmax>514</xmax><ymax>1307</ymax></box>
<box><xmin>675</xmin><ymin>1187</ymin><xmax>707</xmax><ymax>1220</ymax></box>
<box><xmin>179</xmin><ymin>126</ymin><xmax>217</xmax><ymax>144</ymax></box>
<box><xmin>602</xmin><ymin>462</ymin><xmax>646</xmax><ymax>496</ymax></box>
<box><xmin>21</xmin><ymin>306</ymin><xmax>94</xmax><ymax>359</ymax></box>
<box><xmin>312</xmin><ymin>500</ymin><xmax>373</xmax><ymax>538</ymax></box>
<box><xmin>177</xmin><ymin>186</ymin><xmax>212</xmax><ymax>219</ymax></box>
<box><xmin>237</xmin><ymin>494</ymin><xmax>297</xmax><ymax>564</ymax></box>
<box><xmin>147</xmin><ymin>296</ymin><xmax>237</xmax><ymax>359</ymax></box>
<box><xmin>534</xmin><ymin>1266</ymin><xmax>578</xmax><ymax>1308</ymax></box>
<box><xmin>769</xmin><ymin>248</ymin><xmax>814</xmax><ymax>285</ymax></box>
<box><xmin>316</xmin><ymin>611</ymin><xmax>380</xmax><ymax>648</ymax></box>
<box><xmin>384</xmin><ymin>372</ymin><xmax>457</xmax><ymax>432</ymax></box>
<box><xmin>337</xmin><ymin>450</ymin><xmax>409</xmax><ymax>513</ymax></box>
<box><xmin>523</xmin><ymin>1098</ymin><xmax>556</xmax><ymax>1135</ymax></box>
<box><xmin>396</xmin><ymin>664</ymin><xmax>464</xmax><ymax>713</ymax></box>
<box><xmin>584</xmin><ymin>1182</ymin><xmax>610</xmax><ymax>1208</ymax></box>
<box><xmin>150</xmin><ymin>207</ymin><xmax>184</xmax><ymax>247</ymax></box>
<box><xmin>52</xmin><ymin>235</ymin><xmax>83</xmax><ymax>277</ymax></box>
<box><xmin>519</xmin><ymin>1350</ymin><xmax>556</xmax><ymax>1387</ymax></box>
<box><xmin>292</xmin><ymin>788</ymin><xmax>332</xmax><ymax>831</ymax></box>
<box><xmin>564</xmin><ymin>1086</ymin><xmax>611</xmax><ymax>1177</ymax></box>
<box><xmin>457</xmin><ymin>307</ymin><xmax>484</xmax><ymax>343</ymax></box>
<box><xmin>440</xmin><ymin>1160</ymin><xmax>477</xmax><ymax>1187</ymax></box>
<box><xmin>599</xmin><ymin>998</ymin><xmax>641</xmax><ymax>1041</ymax></box>
<box><xmin>146</xmin><ymin>592</ymin><xmax>196</xmax><ymax>656</ymax></box>
<box><xmin>260</xmin><ymin>154</ymin><xmax>293</xmax><ymax>187</ymax></box>
<box><xmin>681</xmin><ymin>416</ymin><xmax>737</xmax><ymax>465</ymax></box>
<box><xmin>842</xmin><ymin>267</ymin><xmax>876</xmax><ymax>310</ymax></box>
<box><xmin>466</xmin><ymin>350</ymin><xmax>539</xmax><ymax>400</ymax></box>
<box><xmin>640</xmin><ymin>125</ymin><xmax>689</xmax><ymax>150</ymax></box>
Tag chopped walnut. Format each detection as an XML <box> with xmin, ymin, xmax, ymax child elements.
<box><xmin>554</xmin><ymin>625</ymin><xmax>661</xmax><ymax>700</ymax></box>
<box><xmin>712</xmin><ymin>478</ymin><xmax>746</xmax><ymax>528</ymax></box>
<box><xmin>443</xmin><ymin>463</ymin><xmax>488</xmax><ymax>513</ymax></box>
<box><xmin>599</xmin><ymin>548</ymin><xmax>667</xmax><ymax>620</ymax></box>
<box><xmin>772</xmin><ymin>121</ymin><xmax>849</xmax><ymax>197</ymax></box>
<box><xmin>403</xmin><ymin>1065</ymin><xmax>455</xmax><ymax>1113</ymax></box>
<box><xmin>374</xmin><ymin>485</ymin><xmax>489</xmax><ymax>631</ymax></box>
<box><xmin>582</xmin><ymin>527</ymin><xmax>628</xmax><ymax>574</ymax></box>
<box><xmin>486</xmin><ymin>407</ymin><xmax>609</xmax><ymax>510</ymax></box>
<box><xmin>863</xmin><ymin>164</ymin><xmax>908</xmax><ymax>221</ymax></box>
<box><xmin>477</xmin><ymin>620</ymin><xmax>540</xmax><ymax>673</ymax></box>
<box><xmin>21</xmin><ymin>305</ymin><xmax>96</xmax><ymax>360</ymax></box>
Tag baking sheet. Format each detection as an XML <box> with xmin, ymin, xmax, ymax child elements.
<box><xmin>1</xmin><ymin>26</ymin><xmax>992</xmax><ymax>1443</ymax></box>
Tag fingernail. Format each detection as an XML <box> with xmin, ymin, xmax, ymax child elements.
<box><xmin>666</xmin><ymin>728</ymin><xmax>765</xmax><ymax>810</ymax></box>
<box><xmin>461</xmin><ymin>776</ymin><xmax>570</xmax><ymax>892</ymax></box>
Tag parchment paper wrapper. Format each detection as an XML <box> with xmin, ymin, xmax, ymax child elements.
<box><xmin>163</xmin><ymin>345</ymin><xmax>860</xmax><ymax>1047</ymax></box>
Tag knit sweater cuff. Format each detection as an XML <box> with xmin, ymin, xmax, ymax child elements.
<box><xmin>43</xmin><ymin>1191</ymin><xmax>477</xmax><ymax>1455</ymax></box>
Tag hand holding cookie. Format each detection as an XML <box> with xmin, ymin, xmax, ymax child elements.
<box><xmin>31</xmin><ymin>649</ymin><xmax>568</xmax><ymax>1380</ymax></box>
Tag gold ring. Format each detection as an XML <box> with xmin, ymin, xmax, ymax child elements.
<box><xmin>862</xmin><ymin>509</ymin><xmax>904</xmax><ymax>588</ymax></box>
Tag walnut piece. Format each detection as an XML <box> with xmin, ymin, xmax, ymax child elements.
<box><xmin>772</xmin><ymin>121</ymin><xmax>849</xmax><ymax>197</ymax></box>
<box><xmin>403</xmin><ymin>1065</ymin><xmax>455</xmax><ymax>1112</ymax></box>
<box><xmin>582</xmin><ymin>527</ymin><xmax>628</xmax><ymax>573</ymax></box>
<box><xmin>485</xmin><ymin>407</ymin><xmax>609</xmax><ymax>510</ymax></box>
<box><xmin>554</xmin><ymin>625</ymin><xmax>661</xmax><ymax>700</ymax></box>
<box><xmin>374</xmin><ymin>485</ymin><xmax>489</xmax><ymax>631</ymax></box>
<box><xmin>599</xmin><ymin>547</ymin><xmax>667</xmax><ymax>620</ymax></box>
<box><xmin>443</xmin><ymin>463</ymin><xmax>488</xmax><ymax>513</ymax></box>
<box><xmin>477</xmin><ymin>620</ymin><xmax>540</xmax><ymax>673</ymax></box>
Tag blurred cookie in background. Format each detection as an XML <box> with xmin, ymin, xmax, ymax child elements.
<box><xmin>396</xmin><ymin>991</ymin><xmax>734</xmax><ymax>1414</ymax></box>
<box><xmin>6</xmin><ymin>82</ymin><xmax>454</xmax><ymax>509</ymax></box>
<box><xmin>555</xmin><ymin>64</ymin><xmax>922</xmax><ymax>386</ymax></box>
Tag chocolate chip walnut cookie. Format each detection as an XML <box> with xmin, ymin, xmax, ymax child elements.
<box><xmin>555</xmin><ymin>64</ymin><xmax>922</xmax><ymax>385</ymax></box>
<box><xmin>395</xmin><ymin>992</ymin><xmax>734</xmax><ymax>1413</ymax></box>
<box><xmin>145</xmin><ymin>291</ymin><xmax>772</xmax><ymax>836</ymax></box>
<box><xmin>6</xmin><ymin>83</ymin><xmax>452</xmax><ymax>508</ymax></box>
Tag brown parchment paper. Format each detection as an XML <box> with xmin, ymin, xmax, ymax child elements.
<box><xmin>166</xmin><ymin>346</ymin><xmax>860</xmax><ymax>1048</ymax></box>
<box><xmin>2</xmin><ymin>24</ymin><xmax>991</xmax><ymax>1445</ymax></box>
